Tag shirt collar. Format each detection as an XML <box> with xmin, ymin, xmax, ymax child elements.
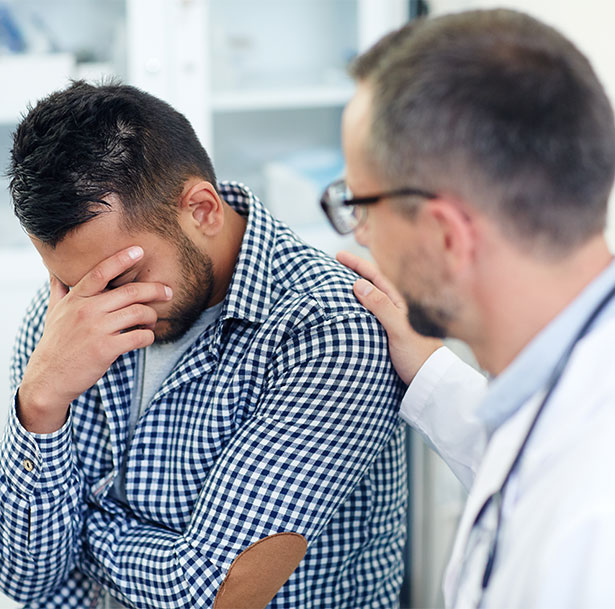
<box><xmin>478</xmin><ymin>259</ymin><xmax>615</xmax><ymax>433</ymax></box>
<box><xmin>217</xmin><ymin>181</ymin><xmax>275</xmax><ymax>325</ymax></box>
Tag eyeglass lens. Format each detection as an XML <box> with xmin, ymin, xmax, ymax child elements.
<box><xmin>324</xmin><ymin>181</ymin><xmax>361</xmax><ymax>234</ymax></box>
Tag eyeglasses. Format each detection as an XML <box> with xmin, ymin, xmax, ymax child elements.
<box><xmin>319</xmin><ymin>178</ymin><xmax>437</xmax><ymax>235</ymax></box>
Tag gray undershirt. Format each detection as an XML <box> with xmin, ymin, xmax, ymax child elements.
<box><xmin>105</xmin><ymin>302</ymin><xmax>223</xmax><ymax>608</ymax></box>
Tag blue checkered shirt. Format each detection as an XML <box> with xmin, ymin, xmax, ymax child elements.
<box><xmin>0</xmin><ymin>183</ymin><xmax>407</xmax><ymax>608</ymax></box>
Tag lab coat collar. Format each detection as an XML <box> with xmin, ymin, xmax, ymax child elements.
<box><xmin>478</xmin><ymin>260</ymin><xmax>615</xmax><ymax>434</ymax></box>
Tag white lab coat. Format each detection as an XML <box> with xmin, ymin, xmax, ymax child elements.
<box><xmin>402</xmin><ymin>319</ymin><xmax>615</xmax><ymax>609</ymax></box>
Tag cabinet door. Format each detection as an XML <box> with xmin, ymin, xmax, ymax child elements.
<box><xmin>127</xmin><ymin>0</ymin><xmax>211</xmax><ymax>146</ymax></box>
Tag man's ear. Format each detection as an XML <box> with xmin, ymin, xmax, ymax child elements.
<box><xmin>425</xmin><ymin>197</ymin><xmax>477</xmax><ymax>275</ymax></box>
<box><xmin>179</xmin><ymin>180</ymin><xmax>224</xmax><ymax>237</ymax></box>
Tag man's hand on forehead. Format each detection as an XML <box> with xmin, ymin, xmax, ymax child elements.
<box><xmin>17</xmin><ymin>246</ymin><xmax>173</xmax><ymax>434</ymax></box>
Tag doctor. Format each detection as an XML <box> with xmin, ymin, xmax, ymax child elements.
<box><xmin>321</xmin><ymin>9</ymin><xmax>615</xmax><ymax>608</ymax></box>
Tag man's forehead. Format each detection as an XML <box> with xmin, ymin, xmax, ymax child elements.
<box><xmin>32</xmin><ymin>207</ymin><xmax>131</xmax><ymax>287</ymax></box>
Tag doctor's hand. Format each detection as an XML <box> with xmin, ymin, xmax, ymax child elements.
<box><xmin>17</xmin><ymin>246</ymin><xmax>173</xmax><ymax>434</ymax></box>
<box><xmin>336</xmin><ymin>251</ymin><xmax>442</xmax><ymax>385</ymax></box>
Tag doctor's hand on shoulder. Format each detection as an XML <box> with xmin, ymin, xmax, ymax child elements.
<box><xmin>336</xmin><ymin>251</ymin><xmax>442</xmax><ymax>386</ymax></box>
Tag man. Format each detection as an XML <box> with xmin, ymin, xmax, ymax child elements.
<box><xmin>0</xmin><ymin>82</ymin><xmax>406</xmax><ymax>608</ymax></box>
<box><xmin>321</xmin><ymin>9</ymin><xmax>615</xmax><ymax>608</ymax></box>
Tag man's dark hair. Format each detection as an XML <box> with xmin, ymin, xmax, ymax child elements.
<box><xmin>9</xmin><ymin>80</ymin><xmax>218</xmax><ymax>246</ymax></box>
<box><xmin>350</xmin><ymin>9</ymin><xmax>615</xmax><ymax>255</ymax></box>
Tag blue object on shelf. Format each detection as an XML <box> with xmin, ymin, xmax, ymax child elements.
<box><xmin>279</xmin><ymin>148</ymin><xmax>345</xmax><ymax>191</ymax></box>
<box><xmin>0</xmin><ymin>4</ymin><xmax>26</xmax><ymax>53</ymax></box>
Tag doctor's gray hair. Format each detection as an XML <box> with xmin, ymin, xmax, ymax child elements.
<box><xmin>350</xmin><ymin>9</ymin><xmax>615</xmax><ymax>256</ymax></box>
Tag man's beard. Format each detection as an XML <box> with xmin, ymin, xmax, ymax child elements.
<box><xmin>405</xmin><ymin>295</ymin><xmax>448</xmax><ymax>339</ymax></box>
<box><xmin>154</xmin><ymin>232</ymin><xmax>215</xmax><ymax>344</ymax></box>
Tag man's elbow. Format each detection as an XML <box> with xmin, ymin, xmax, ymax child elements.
<box><xmin>213</xmin><ymin>532</ymin><xmax>307</xmax><ymax>609</ymax></box>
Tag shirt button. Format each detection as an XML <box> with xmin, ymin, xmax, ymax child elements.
<box><xmin>23</xmin><ymin>459</ymin><xmax>35</xmax><ymax>472</ymax></box>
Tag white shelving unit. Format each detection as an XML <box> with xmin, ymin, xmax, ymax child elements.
<box><xmin>125</xmin><ymin>0</ymin><xmax>409</xmax><ymax>254</ymax></box>
<box><xmin>131</xmin><ymin>3</ymin><xmax>398</xmax><ymax>164</ymax></box>
<box><xmin>211</xmin><ymin>83</ymin><xmax>356</xmax><ymax>112</ymax></box>
<box><xmin>0</xmin><ymin>53</ymin><xmax>74</xmax><ymax>123</ymax></box>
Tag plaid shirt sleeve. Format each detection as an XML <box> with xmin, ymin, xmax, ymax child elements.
<box><xmin>79</xmin><ymin>313</ymin><xmax>402</xmax><ymax>609</ymax></box>
<box><xmin>0</xmin><ymin>286</ymin><xmax>87</xmax><ymax>603</ymax></box>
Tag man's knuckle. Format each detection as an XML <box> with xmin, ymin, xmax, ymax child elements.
<box><xmin>89</xmin><ymin>267</ymin><xmax>105</xmax><ymax>284</ymax></box>
<box><xmin>141</xmin><ymin>307</ymin><xmax>157</xmax><ymax>324</ymax></box>
<box><xmin>130</xmin><ymin>330</ymin><xmax>152</xmax><ymax>350</ymax></box>
<box><xmin>136</xmin><ymin>304</ymin><xmax>153</xmax><ymax>323</ymax></box>
<box><xmin>92</xmin><ymin>342</ymin><xmax>111</xmax><ymax>363</ymax></box>
<box><xmin>123</xmin><ymin>284</ymin><xmax>139</xmax><ymax>299</ymax></box>
<box><xmin>118</xmin><ymin>304</ymin><xmax>138</xmax><ymax>324</ymax></box>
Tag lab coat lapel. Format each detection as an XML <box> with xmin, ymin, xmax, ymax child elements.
<box><xmin>443</xmin><ymin>390</ymin><xmax>545</xmax><ymax>606</ymax></box>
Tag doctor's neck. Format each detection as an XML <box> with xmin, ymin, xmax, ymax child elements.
<box><xmin>466</xmin><ymin>233</ymin><xmax>613</xmax><ymax>376</ymax></box>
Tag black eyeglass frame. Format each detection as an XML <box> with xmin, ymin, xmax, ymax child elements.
<box><xmin>319</xmin><ymin>178</ymin><xmax>437</xmax><ymax>235</ymax></box>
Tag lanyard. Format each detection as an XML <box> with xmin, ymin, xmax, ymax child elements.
<box><xmin>471</xmin><ymin>282</ymin><xmax>615</xmax><ymax>604</ymax></box>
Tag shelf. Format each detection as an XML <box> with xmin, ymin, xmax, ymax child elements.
<box><xmin>0</xmin><ymin>53</ymin><xmax>75</xmax><ymax>123</ymax></box>
<box><xmin>211</xmin><ymin>83</ymin><xmax>355</xmax><ymax>113</ymax></box>
<box><xmin>0</xmin><ymin>54</ymin><xmax>116</xmax><ymax>124</ymax></box>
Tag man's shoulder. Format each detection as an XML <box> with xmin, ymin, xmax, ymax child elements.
<box><xmin>269</xmin><ymin>228</ymin><xmax>371</xmax><ymax>322</ymax></box>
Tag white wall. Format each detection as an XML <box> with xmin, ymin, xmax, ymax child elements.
<box><xmin>429</xmin><ymin>0</ymin><xmax>615</xmax><ymax>251</ymax></box>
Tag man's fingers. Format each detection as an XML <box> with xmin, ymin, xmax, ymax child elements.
<box><xmin>337</xmin><ymin>251</ymin><xmax>406</xmax><ymax>310</ymax></box>
<box><xmin>113</xmin><ymin>328</ymin><xmax>155</xmax><ymax>354</ymax></box>
<box><xmin>336</xmin><ymin>251</ymin><xmax>377</xmax><ymax>281</ymax></box>
<box><xmin>102</xmin><ymin>328</ymin><xmax>156</xmax><ymax>366</ymax></box>
<box><xmin>74</xmin><ymin>246</ymin><xmax>144</xmax><ymax>296</ymax></box>
<box><xmin>354</xmin><ymin>277</ymin><xmax>443</xmax><ymax>384</ymax></box>
<box><xmin>47</xmin><ymin>275</ymin><xmax>69</xmax><ymax>313</ymax></box>
<box><xmin>100</xmin><ymin>282</ymin><xmax>173</xmax><ymax>312</ymax></box>
<box><xmin>106</xmin><ymin>304</ymin><xmax>159</xmax><ymax>335</ymax></box>
<box><xmin>353</xmin><ymin>279</ymin><xmax>409</xmax><ymax>342</ymax></box>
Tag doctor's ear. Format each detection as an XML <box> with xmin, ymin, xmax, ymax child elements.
<box><xmin>426</xmin><ymin>197</ymin><xmax>477</xmax><ymax>273</ymax></box>
<box><xmin>179</xmin><ymin>180</ymin><xmax>224</xmax><ymax>236</ymax></box>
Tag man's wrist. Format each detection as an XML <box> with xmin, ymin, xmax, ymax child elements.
<box><xmin>1</xmin><ymin>391</ymin><xmax>74</xmax><ymax>496</ymax></box>
<box><xmin>16</xmin><ymin>383</ymin><xmax>70</xmax><ymax>434</ymax></box>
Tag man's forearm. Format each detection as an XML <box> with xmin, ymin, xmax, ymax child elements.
<box><xmin>82</xmin><ymin>506</ymin><xmax>223</xmax><ymax>609</ymax></box>
<box><xmin>83</xmin><ymin>504</ymin><xmax>307</xmax><ymax>609</ymax></box>
<box><xmin>0</xmin><ymin>400</ymin><xmax>84</xmax><ymax>603</ymax></box>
